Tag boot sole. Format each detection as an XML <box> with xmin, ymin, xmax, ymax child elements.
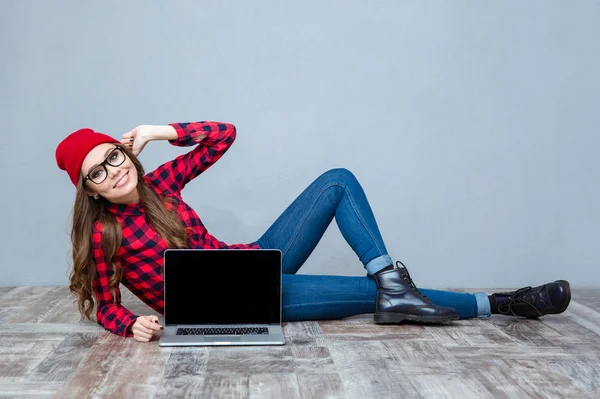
<box><xmin>373</xmin><ymin>312</ymin><xmax>459</xmax><ymax>324</ymax></box>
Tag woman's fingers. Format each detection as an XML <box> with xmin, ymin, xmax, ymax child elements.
<box><xmin>149</xmin><ymin>316</ymin><xmax>164</xmax><ymax>330</ymax></box>
<box><xmin>138</xmin><ymin>330</ymin><xmax>153</xmax><ymax>339</ymax></box>
<box><xmin>134</xmin><ymin>318</ymin><xmax>154</xmax><ymax>334</ymax></box>
<box><xmin>135</xmin><ymin>330</ymin><xmax>153</xmax><ymax>341</ymax></box>
<box><xmin>122</xmin><ymin>128</ymin><xmax>136</xmax><ymax>139</ymax></box>
<box><xmin>139</xmin><ymin>316</ymin><xmax>163</xmax><ymax>332</ymax></box>
<box><xmin>133</xmin><ymin>324</ymin><xmax>153</xmax><ymax>336</ymax></box>
<box><xmin>133</xmin><ymin>322</ymin><xmax>153</xmax><ymax>338</ymax></box>
<box><xmin>132</xmin><ymin>316</ymin><xmax>164</xmax><ymax>342</ymax></box>
<box><xmin>148</xmin><ymin>320</ymin><xmax>163</xmax><ymax>332</ymax></box>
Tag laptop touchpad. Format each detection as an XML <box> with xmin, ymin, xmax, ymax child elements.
<box><xmin>212</xmin><ymin>337</ymin><xmax>241</xmax><ymax>342</ymax></box>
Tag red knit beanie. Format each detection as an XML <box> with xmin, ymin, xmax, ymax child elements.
<box><xmin>56</xmin><ymin>128</ymin><xmax>120</xmax><ymax>186</ymax></box>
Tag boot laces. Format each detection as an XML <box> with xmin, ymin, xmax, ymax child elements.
<box><xmin>396</xmin><ymin>261</ymin><xmax>429</xmax><ymax>300</ymax></box>
<box><xmin>497</xmin><ymin>285</ymin><xmax>545</xmax><ymax>317</ymax></box>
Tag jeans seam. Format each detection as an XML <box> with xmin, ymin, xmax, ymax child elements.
<box><xmin>343</xmin><ymin>185</ymin><xmax>386</xmax><ymax>260</ymax></box>
<box><xmin>281</xmin><ymin>183</ymin><xmax>341</xmax><ymax>265</ymax></box>
<box><xmin>283</xmin><ymin>300</ymin><xmax>375</xmax><ymax>308</ymax></box>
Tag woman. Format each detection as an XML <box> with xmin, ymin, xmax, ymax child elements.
<box><xmin>55</xmin><ymin>121</ymin><xmax>571</xmax><ymax>342</ymax></box>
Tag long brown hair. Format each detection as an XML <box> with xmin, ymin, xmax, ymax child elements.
<box><xmin>69</xmin><ymin>146</ymin><xmax>188</xmax><ymax>320</ymax></box>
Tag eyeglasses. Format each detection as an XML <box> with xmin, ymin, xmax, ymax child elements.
<box><xmin>83</xmin><ymin>146</ymin><xmax>127</xmax><ymax>185</ymax></box>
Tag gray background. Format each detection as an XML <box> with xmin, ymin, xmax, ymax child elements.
<box><xmin>1</xmin><ymin>1</ymin><xmax>598</xmax><ymax>288</ymax></box>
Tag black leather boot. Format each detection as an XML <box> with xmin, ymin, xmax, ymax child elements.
<box><xmin>373</xmin><ymin>261</ymin><xmax>459</xmax><ymax>324</ymax></box>
<box><xmin>490</xmin><ymin>280</ymin><xmax>571</xmax><ymax>318</ymax></box>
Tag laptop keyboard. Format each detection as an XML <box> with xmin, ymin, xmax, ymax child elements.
<box><xmin>176</xmin><ymin>327</ymin><xmax>269</xmax><ymax>336</ymax></box>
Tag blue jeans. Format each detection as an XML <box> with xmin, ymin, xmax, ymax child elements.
<box><xmin>250</xmin><ymin>168</ymin><xmax>490</xmax><ymax>321</ymax></box>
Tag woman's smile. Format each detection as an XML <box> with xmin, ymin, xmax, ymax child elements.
<box><xmin>113</xmin><ymin>170</ymin><xmax>130</xmax><ymax>189</ymax></box>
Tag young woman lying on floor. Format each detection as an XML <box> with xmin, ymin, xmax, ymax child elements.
<box><xmin>55</xmin><ymin>121</ymin><xmax>570</xmax><ymax>341</ymax></box>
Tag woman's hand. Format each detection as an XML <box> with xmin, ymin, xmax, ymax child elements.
<box><xmin>121</xmin><ymin>125</ymin><xmax>156</xmax><ymax>156</ymax></box>
<box><xmin>129</xmin><ymin>315</ymin><xmax>164</xmax><ymax>342</ymax></box>
<box><xmin>121</xmin><ymin>125</ymin><xmax>178</xmax><ymax>156</ymax></box>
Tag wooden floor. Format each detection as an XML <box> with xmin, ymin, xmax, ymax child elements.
<box><xmin>0</xmin><ymin>287</ymin><xmax>599</xmax><ymax>399</ymax></box>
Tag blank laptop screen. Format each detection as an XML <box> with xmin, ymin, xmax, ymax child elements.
<box><xmin>164</xmin><ymin>249</ymin><xmax>281</xmax><ymax>326</ymax></box>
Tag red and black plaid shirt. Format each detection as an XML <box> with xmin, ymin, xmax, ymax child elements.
<box><xmin>92</xmin><ymin>121</ymin><xmax>261</xmax><ymax>336</ymax></box>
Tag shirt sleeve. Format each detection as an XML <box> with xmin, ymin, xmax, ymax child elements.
<box><xmin>145</xmin><ymin>121</ymin><xmax>237</xmax><ymax>195</ymax></box>
<box><xmin>92</xmin><ymin>222</ymin><xmax>138</xmax><ymax>337</ymax></box>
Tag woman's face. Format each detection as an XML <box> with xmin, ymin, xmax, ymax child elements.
<box><xmin>81</xmin><ymin>143</ymin><xmax>139</xmax><ymax>204</ymax></box>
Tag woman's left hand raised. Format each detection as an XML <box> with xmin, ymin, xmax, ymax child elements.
<box><xmin>121</xmin><ymin>125</ymin><xmax>156</xmax><ymax>156</ymax></box>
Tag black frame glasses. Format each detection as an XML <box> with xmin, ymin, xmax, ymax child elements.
<box><xmin>83</xmin><ymin>145</ymin><xmax>127</xmax><ymax>185</ymax></box>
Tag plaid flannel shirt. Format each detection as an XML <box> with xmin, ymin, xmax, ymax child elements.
<box><xmin>91</xmin><ymin>121</ymin><xmax>261</xmax><ymax>337</ymax></box>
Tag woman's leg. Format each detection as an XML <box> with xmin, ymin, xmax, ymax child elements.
<box><xmin>252</xmin><ymin>168</ymin><xmax>487</xmax><ymax>321</ymax></box>
<box><xmin>281</xmin><ymin>274</ymin><xmax>569</xmax><ymax>321</ymax></box>
<box><xmin>282</xmin><ymin>274</ymin><xmax>483</xmax><ymax>321</ymax></box>
<box><xmin>253</xmin><ymin>168</ymin><xmax>392</xmax><ymax>275</ymax></box>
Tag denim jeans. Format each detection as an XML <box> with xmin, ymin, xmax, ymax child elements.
<box><xmin>250</xmin><ymin>168</ymin><xmax>490</xmax><ymax>321</ymax></box>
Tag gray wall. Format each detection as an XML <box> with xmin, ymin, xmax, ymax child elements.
<box><xmin>1</xmin><ymin>1</ymin><xmax>599</xmax><ymax>288</ymax></box>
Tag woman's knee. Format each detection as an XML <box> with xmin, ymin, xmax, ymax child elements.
<box><xmin>318</xmin><ymin>168</ymin><xmax>357</xmax><ymax>187</ymax></box>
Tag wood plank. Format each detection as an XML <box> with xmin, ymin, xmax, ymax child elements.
<box><xmin>291</xmin><ymin>345</ymin><xmax>331</xmax><ymax>359</ymax></box>
<box><xmin>0</xmin><ymin>307</ymin><xmax>23</xmax><ymax>323</ymax></box>
<box><xmin>447</xmin><ymin>345</ymin><xmax>572</xmax><ymax>360</ymax></box>
<box><xmin>409</xmin><ymin>372</ymin><xmax>493</xmax><ymax>398</ymax></box>
<box><xmin>0</xmin><ymin>287</ymin><xmax>16</xmax><ymax>296</ymax></box>
<box><xmin>540</xmin><ymin>310</ymin><xmax>600</xmax><ymax>345</ymax></box>
<box><xmin>485</xmin><ymin>316</ymin><xmax>564</xmax><ymax>347</ymax></box>
<box><xmin>0</xmin><ymin>340</ymin><xmax>59</xmax><ymax>381</ymax></box>
<box><xmin>249</xmin><ymin>374</ymin><xmax>300</xmax><ymax>399</ymax></box>
<box><xmin>155</xmin><ymin>376</ymin><xmax>205</xmax><ymax>399</ymax></box>
<box><xmin>426</xmin><ymin>323</ymin><xmax>516</xmax><ymax>348</ymax></box>
<box><xmin>0</xmin><ymin>332</ymin><xmax>69</xmax><ymax>341</ymax></box>
<box><xmin>103</xmin><ymin>383</ymin><xmax>158</xmax><ymax>399</ymax></box>
<box><xmin>319</xmin><ymin>315</ymin><xmax>427</xmax><ymax>342</ymax></box>
<box><xmin>292</xmin><ymin>356</ymin><xmax>337</xmax><ymax>374</ymax></box>
<box><xmin>571</xmin><ymin>290</ymin><xmax>600</xmax><ymax>310</ymax></box>
<box><xmin>380</xmin><ymin>339</ymin><xmax>465</xmax><ymax>372</ymax></box>
<box><xmin>296</xmin><ymin>373</ymin><xmax>346</xmax><ymax>399</ymax></box>
<box><xmin>463</xmin><ymin>358</ymin><xmax>536</xmax><ymax>398</ymax></box>
<box><xmin>565</xmin><ymin>301</ymin><xmax>600</xmax><ymax>337</ymax></box>
<box><xmin>284</xmin><ymin>320</ymin><xmax>326</xmax><ymax>346</ymax></box>
<box><xmin>28</xmin><ymin>333</ymin><xmax>100</xmax><ymax>382</ymax></box>
<box><xmin>0</xmin><ymin>382</ymin><xmax>62</xmax><ymax>398</ymax></box>
<box><xmin>554</xmin><ymin>343</ymin><xmax>600</xmax><ymax>363</ymax></box>
<box><xmin>545</xmin><ymin>358</ymin><xmax>600</xmax><ymax>397</ymax></box>
<box><xmin>0</xmin><ymin>338</ymin><xmax>37</xmax><ymax>355</ymax></box>
<box><xmin>162</xmin><ymin>348</ymin><xmax>208</xmax><ymax>379</ymax></box>
<box><xmin>0</xmin><ymin>287</ymin><xmax>52</xmax><ymax>307</ymax></box>
<box><xmin>0</xmin><ymin>287</ymin><xmax>599</xmax><ymax>398</ymax></box>
<box><xmin>327</xmin><ymin>341</ymin><xmax>420</xmax><ymax>398</ymax></box>
<box><xmin>36</xmin><ymin>294</ymin><xmax>82</xmax><ymax>324</ymax></box>
<box><xmin>201</xmin><ymin>374</ymin><xmax>251</xmax><ymax>399</ymax></box>
<box><xmin>0</xmin><ymin>286</ymin><xmax>47</xmax><ymax>298</ymax></box>
<box><xmin>508</xmin><ymin>359</ymin><xmax>590</xmax><ymax>397</ymax></box>
<box><xmin>205</xmin><ymin>346</ymin><xmax>295</xmax><ymax>374</ymax></box>
<box><xmin>337</xmin><ymin>364</ymin><xmax>419</xmax><ymax>399</ymax></box>
<box><xmin>85</xmin><ymin>335</ymin><xmax>170</xmax><ymax>398</ymax></box>
<box><xmin>0</xmin><ymin>355</ymin><xmax>44</xmax><ymax>381</ymax></box>
<box><xmin>0</xmin><ymin>322</ymin><xmax>102</xmax><ymax>334</ymax></box>
<box><xmin>10</xmin><ymin>287</ymin><xmax>70</xmax><ymax>323</ymax></box>
<box><xmin>52</xmin><ymin>333</ymin><xmax>129</xmax><ymax>397</ymax></box>
<box><xmin>159</xmin><ymin>372</ymin><xmax>248</xmax><ymax>399</ymax></box>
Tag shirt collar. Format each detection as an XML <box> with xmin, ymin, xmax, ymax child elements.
<box><xmin>106</xmin><ymin>201</ymin><xmax>144</xmax><ymax>216</ymax></box>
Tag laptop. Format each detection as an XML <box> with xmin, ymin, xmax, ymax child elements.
<box><xmin>159</xmin><ymin>248</ymin><xmax>285</xmax><ymax>347</ymax></box>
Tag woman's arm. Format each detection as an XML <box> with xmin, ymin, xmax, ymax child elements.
<box><xmin>92</xmin><ymin>222</ymin><xmax>164</xmax><ymax>341</ymax></box>
<box><xmin>136</xmin><ymin>121</ymin><xmax>237</xmax><ymax>195</ymax></box>
<box><xmin>92</xmin><ymin>222</ymin><xmax>138</xmax><ymax>337</ymax></box>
